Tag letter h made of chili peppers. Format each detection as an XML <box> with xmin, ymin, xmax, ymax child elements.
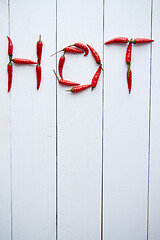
<box><xmin>7</xmin><ymin>36</ymin><xmax>39</xmax><ymax>92</ymax></box>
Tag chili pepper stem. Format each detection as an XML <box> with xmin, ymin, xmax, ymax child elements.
<box><xmin>91</xmin><ymin>87</ymin><xmax>94</xmax><ymax>91</ymax></box>
<box><xmin>127</xmin><ymin>63</ymin><xmax>131</xmax><ymax>72</ymax></box>
<box><xmin>66</xmin><ymin>89</ymin><xmax>72</xmax><ymax>92</ymax></box>
<box><xmin>127</xmin><ymin>69</ymin><xmax>131</xmax><ymax>78</ymax></box>
<box><xmin>9</xmin><ymin>58</ymin><xmax>12</xmax><ymax>64</ymax></box>
<box><xmin>50</xmin><ymin>49</ymin><xmax>64</xmax><ymax>57</ymax></box>
<box><xmin>53</xmin><ymin>69</ymin><xmax>60</xmax><ymax>83</ymax></box>
<box><xmin>100</xmin><ymin>65</ymin><xmax>103</xmax><ymax>70</ymax></box>
<box><xmin>9</xmin><ymin>55</ymin><xmax>12</xmax><ymax>61</ymax></box>
<box><xmin>67</xmin><ymin>44</ymin><xmax>74</xmax><ymax>47</ymax></box>
<box><xmin>39</xmin><ymin>34</ymin><xmax>41</xmax><ymax>42</ymax></box>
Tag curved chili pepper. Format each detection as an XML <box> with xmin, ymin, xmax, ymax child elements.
<box><xmin>36</xmin><ymin>64</ymin><xmax>41</xmax><ymax>90</ymax></box>
<box><xmin>87</xmin><ymin>44</ymin><xmax>102</xmax><ymax>67</ymax></box>
<box><xmin>126</xmin><ymin>39</ymin><xmax>133</xmax><ymax>65</ymax></box>
<box><xmin>58</xmin><ymin>53</ymin><xmax>65</xmax><ymax>79</ymax></box>
<box><xmin>62</xmin><ymin>46</ymin><xmax>84</xmax><ymax>54</ymax></box>
<box><xmin>7</xmin><ymin>36</ymin><xmax>13</xmax><ymax>57</ymax></box>
<box><xmin>67</xmin><ymin>84</ymin><xmax>91</xmax><ymax>93</ymax></box>
<box><xmin>127</xmin><ymin>70</ymin><xmax>132</xmax><ymax>94</ymax></box>
<box><xmin>91</xmin><ymin>66</ymin><xmax>102</xmax><ymax>90</ymax></box>
<box><xmin>132</xmin><ymin>38</ymin><xmax>154</xmax><ymax>44</ymax></box>
<box><xmin>53</xmin><ymin>69</ymin><xmax>80</xmax><ymax>86</ymax></box>
<box><xmin>37</xmin><ymin>34</ymin><xmax>43</xmax><ymax>65</ymax></box>
<box><xmin>7</xmin><ymin>62</ymin><xmax>13</xmax><ymax>93</ymax></box>
<box><xmin>104</xmin><ymin>37</ymin><xmax>129</xmax><ymax>44</ymax></box>
<box><xmin>12</xmin><ymin>58</ymin><xmax>37</xmax><ymax>64</ymax></box>
<box><xmin>50</xmin><ymin>47</ymin><xmax>84</xmax><ymax>56</ymax></box>
<box><xmin>74</xmin><ymin>43</ymin><xmax>89</xmax><ymax>56</ymax></box>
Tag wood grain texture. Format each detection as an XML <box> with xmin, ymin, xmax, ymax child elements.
<box><xmin>10</xmin><ymin>0</ymin><xmax>56</xmax><ymax>239</ymax></box>
<box><xmin>103</xmin><ymin>0</ymin><xmax>152</xmax><ymax>239</ymax></box>
<box><xmin>0</xmin><ymin>1</ymin><xmax>11</xmax><ymax>239</ymax></box>
<box><xmin>57</xmin><ymin>0</ymin><xmax>103</xmax><ymax>239</ymax></box>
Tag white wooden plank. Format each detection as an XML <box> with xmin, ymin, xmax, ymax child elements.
<box><xmin>0</xmin><ymin>1</ymin><xmax>11</xmax><ymax>239</ymax></box>
<box><xmin>10</xmin><ymin>0</ymin><xmax>56</xmax><ymax>239</ymax></box>
<box><xmin>149</xmin><ymin>0</ymin><xmax>160</xmax><ymax>239</ymax></box>
<box><xmin>57</xmin><ymin>0</ymin><xmax>103</xmax><ymax>239</ymax></box>
<box><xmin>104</xmin><ymin>0</ymin><xmax>152</xmax><ymax>239</ymax></box>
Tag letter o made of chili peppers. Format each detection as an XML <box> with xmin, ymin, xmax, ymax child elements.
<box><xmin>52</xmin><ymin>43</ymin><xmax>102</xmax><ymax>93</ymax></box>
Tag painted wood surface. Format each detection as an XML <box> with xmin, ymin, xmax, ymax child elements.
<box><xmin>0</xmin><ymin>0</ymin><xmax>160</xmax><ymax>240</ymax></box>
<box><xmin>149</xmin><ymin>0</ymin><xmax>160</xmax><ymax>239</ymax></box>
<box><xmin>57</xmin><ymin>0</ymin><xmax>103</xmax><ymax>239</ymax></box>
<box><xmin>103</xmin><ymin>0</ymin><xmax>152</xmax><ymax>240</ymax></box>
<box><xmin>9</xmin><ymin>0</ymin><xmax>56</xmax><ymax>239</ymax></box>
<box><xmin>0</xmin><ymin>1</ymin><xmax>11</xmax><ymax>240</ymax></box>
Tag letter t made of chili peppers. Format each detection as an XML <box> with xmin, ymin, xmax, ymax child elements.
<box><xmin>126</xmin><ymin>39</ymin><xmax>133</xmax><ymax>94</ymax></box>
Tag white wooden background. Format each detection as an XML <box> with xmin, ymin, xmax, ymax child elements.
<box><xmin>0</xmin><ymin>0</ymin><xmax>159</xmax><ymax>239</ymax></box>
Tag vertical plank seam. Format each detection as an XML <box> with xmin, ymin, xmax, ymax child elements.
<box><xmin>147</xmin><ymin>0</ymin><xmax>153</xmax><ymax>239</ymax></box>
<box><xmin>101</xmin><ymin>0</ymin><xmax>105</xmax><ymax>240</ymax></box>
<box><xmin>56</xmin><ymin>0</ymin><xmax>58</xmax><ymax>239</ymax></box>
<box><xmin>8</xmin><ymin>0</ymin><xmax>13</xmax><ymax>239</ymax></box>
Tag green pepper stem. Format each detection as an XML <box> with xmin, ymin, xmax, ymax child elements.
<box><xmin>100</xmin><ymin>64</ymin><xmax>103</xmax><ymax>70</ymax></box>
<box><xmin>62</xmin><ymin>52</ymin><xmax>66</xmax><ymax>58</ymax></box>
<box><xmin>9</xmin><ymin>55</ymin><xmax>12</xmax><ymax>63</ymax></box>
<box><xmin>66</xmin><ymin>89</ymin><xmax>73</xmax><ymax>92</ymax></box>
<box><xmin>129</xmin><ymin>39</ymin><xmax>135</xmax><ymax>44</ymax></box>
<box><xmin>127</xmin><ymin>63</ymin><xmax>131</xmax><ymax>72</ymax></box>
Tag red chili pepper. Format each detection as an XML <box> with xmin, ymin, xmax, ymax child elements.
<box><xmin>36</xmin><ymin>65</ymin><xmax>41</xmax><ymax>90</ymax></box>
<box><xmin>104</xmin><ymin>37</ymin><xmax>129</xmax><ymax>44</ymax></box>
<box><xmin>12</xmin><ymin>58</ymin><xmax>37</xmax><ymax>64</ymax></box>
<box><xmin>37</xmin><ymin>35</ymin><xmax>43</xmax><ymax>65</ymax></box>
<box><xmin>87</xmin><ymin>44</ymin><xmax>102</xmax><ymax>67</ymax></box>
<box><xmin>91</xmin><ymin>66</ymin><xmax>102</xmax><ymax>90</ymax></box>
<box><xmin>50</xmin><ymin>47</ymin><xmax>84</xmax><ymax>56</ymax></box>
<box><xmin>53</xmin><ymin>69</ymin><xmax>80</xmax><ymax>86</ymax></box>
<box><xmin>132</xmin><ymin>38</ymin><xmax>154</xmax><ymax>44</ymax></box>
<box><xmin>126</xmin><ymin>39</ymin><xmax>133</xmax><ymax>64</ymax></box>
<box><xmin>7</xmin><ymin>62</ymin><xmax>13</xmax><ymax>93</ymax></box>
<box><xmin>127</xmin><ymin>70</ymin><xmax>132</xmax><ymax>94</ymax></box>
<box><xmin>74</xmin><ymin>43</ymin><xmax>89</xmax><ymax>56</ymax></box>
<box><xmin>58</xmin><ymin>53</ymin><xmax>65</xmax><ymax>79</ymax></box>
<box><xmin>60</xmin><ymin>79</ymin><xmax>80</xmax><ymax>86</ymax></box>
<box><xmin>62</xmin><ymin>46</ymin><xmax>84</xmax><ymax>54</ymax></box>
<box><xmin>67</xmin><ymin>84</ymin><xmax>91</xmax><ymax>93</ymax></box>
<box><xmin>7</xmin><ymin>36</ymin><xmax>13</xmax><ymax>57</ymax></box>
